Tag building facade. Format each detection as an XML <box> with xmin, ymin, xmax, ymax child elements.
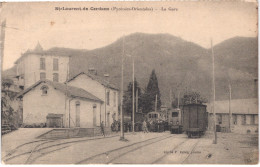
<box><xmin>18</xmin><ymin>80</ymin><xmax>103</xmax><ymax>128</ymax></box>
<box><xmin>15</xmin><ymin>43</ymin><xmax>70</xmax><ymax>89</ymax></box>
<box><xmin>66</xmin><ymin>72</ymin><xmax>119</xmax><ymax>127</ymax></box>
<box><xmin>208</xmin><ymin>98</ymin><xmax>258</xmax><ymax>134</ymax></box>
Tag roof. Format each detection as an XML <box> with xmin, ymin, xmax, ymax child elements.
<box><xmin>207</xmin><ymin>98</ymin><xmax>258</xmax><ymax>115</ymax></box>
<box><xmin>17</xmin><ymin>79</ymin><xmax>103</xmax><ymax>103</ymax></box>
<box><xmin>67</xmin><ymin>72</ymin><xmax>119</xmax><ymax>90</ymax></box>
<box><xmin>15</xmin><ymin>43</ymin><xmax>70</xmax><ymax>64</ymax></box>
<box><xmin>46</xmin><ymin>113</ymin><xmax>63</xmax><ymax>118</ymax></box>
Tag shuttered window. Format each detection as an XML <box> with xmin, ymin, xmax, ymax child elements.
<box><xmin>53</xmin><ymin>58</ymin><xmax>59</xmax><ymax>71</ymax></box>
<box><xmin>40</xmin><ymin>58</ymin><xmax>45</xmax><ymax>70</ymax></box>
<box><xmin>53</xmin><ymin>73</ymin><xmax>59</xmax><ymax>82</ymax></box>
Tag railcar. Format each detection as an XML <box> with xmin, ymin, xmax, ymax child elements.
<box><xmin>168</xmin><ymin>108</ymin><xmax>183</xmax><ymax>134</ymax></box>
<box><xmin>146</xmin><ymin>111</ymin><xmax>165</xmax><ymax>132</ymax></box>
<box><xmin>182</xmin><ymin>104</ymin><xmax>208</xmax><ymax>138</ymax></box>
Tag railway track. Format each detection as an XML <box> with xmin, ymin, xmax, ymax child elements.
<box><xmin>4</xmin><ymin>132</ymin><xmax>201</xmax><ymax>164</ymax></box>
<box><xmin>3</xmin><ymin>134</ymin><xmax>121</xmax><ymax>164</ymax></box>
<box><xmin>76</xmin><ymin>134</ymin><xmax>174</xmax><ymax>164</ymax></box>
<box><xmin>151</xmin><ymin>138</ymin><xmax>200</xmax><ymax>164</ymax></box>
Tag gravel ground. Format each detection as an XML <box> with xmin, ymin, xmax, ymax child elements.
<box><xmin>185</xmin><ymin>132</ymin><xmax>259</xmax><ymax>164</ymax></box>
<box><xmin>2</xmin><ymin>130</ymin><xmax>258</xmax><ymax>164</ymax></box>
<box><xmin>1</xmin><ymin>128</ymin><xmax>53</xmax><ymax>158</ymax></box>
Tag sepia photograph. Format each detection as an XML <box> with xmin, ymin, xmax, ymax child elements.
<box><xmin>0</xmin><ymin>1</ymin><xmax>258</xmax><ymax>165</ymax></box>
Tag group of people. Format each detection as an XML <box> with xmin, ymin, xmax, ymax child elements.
<box><xmin>99</xmin><ymin>119</ymin><xmax>164</xmax><ymax>137</ymax></box>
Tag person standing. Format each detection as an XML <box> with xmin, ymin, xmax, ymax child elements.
<box><xmin>101</xmin><ymin>121</ymin><xmax>105</xmax><ymax>137</ymax></box>
<box><xmin>142</xmin><ymin>120</ymin><xmax>148</xmax><ymax>133</ymax></box>
<box><xmin>115</xmin><ymin>120</ymin><xmax>119</xmax><ymax>133</ymax></box>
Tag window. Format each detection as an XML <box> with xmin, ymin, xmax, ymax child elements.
<box><xmin>106</xmin><ymin>91</ymin><xmax>110</xmax><ymax>105</ymax></box>
<box><xmin>172</xmin><ymin>112</ymin><xmax>179</xmax><ymax>117</ymax></box>
<box><xmin>41</xmin><ymin>85</ymin><xmax>48</xmax><ymax>95</ymax></box>
<box><xmin>53</xmin><ymin>58</ymin><xmax>59</xmax><ymax>71</ymax></box>
<box><xmin>241</xmin><ymin>115</ymin><xmax>246</xmax><ymax>125</ymax></box>
<box><xmin>232</xmin><ymin>114</ymin><xmax>237</xmax><ymax>125</ymax></box>
<box><xmin>217</xmin><ymin>114</ymin><xmax>222</xmax><ymax>124</ymax></box>
<box><xmin>40</xmin><ymin>58</ymin><xmax>45</xmax><ymax>70</ymax></box>
<box><xmin>113</xmin><ymin>92</ymin><xmax>116</xmax><ymax>107</ymax></box>
<box><xmin>53</xmin><ymin>73</ymin><xmax>59</xmax><ymax>82</ymax></box>
<box><xmin>40</xmin><ymin>72</ymin><xmax>46</xmax><ymax>80</ymax></box>
<box><xmin>250</xmin><ymin>115</ymin><xmax>254</xmax><ymax>125</ymax></box>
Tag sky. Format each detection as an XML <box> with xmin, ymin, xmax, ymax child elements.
<box><xmin>0</xmin><ymin>1</ymin><xmax>258</xmax><ymax>70</ymax></box>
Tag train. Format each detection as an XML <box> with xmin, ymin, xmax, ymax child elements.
<box><xmin>146</xmin><ymin>103</ymin><xmax>208</xmax><ymax>138</ymax></box>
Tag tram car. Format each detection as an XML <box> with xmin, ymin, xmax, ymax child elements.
<box><xmin>168</xmin><ymin>108</ymin><xmax>183</xmax><ymax>134</ymax></box>
<box><xmin>147</xmin><ymin>111</ymin><xmax>161</xmax><ymax>122</ymax></box>
<box><xmin>182</xmin><ymin>103</ymin><xmax>208</xmax><ymax>138</ymax></box>
<box><xmin>146</xmin><ymin>111</ymin><xmax>165</xmax><ymax>132</ymax></box>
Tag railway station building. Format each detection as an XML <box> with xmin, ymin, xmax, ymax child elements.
<box><xmin>207</xmin><ymin>98</ymin><xmax>258</xmax><ymax>134</ymax></box>
<box><xmin>15</xmin><ymin>44</ymin><xmax>119</xmax><ymax>130</ymax></box>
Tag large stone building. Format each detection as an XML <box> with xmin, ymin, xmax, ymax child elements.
<box><xmin>15</xmin><ymin>43</ymin><xmax>70</xmax><ymax>89</ymax></box>
<box><xmin>14</xmin><ymin>43</ymin><xmax>119</xmax><ymax>130</ymax></box>
<box><xmin>208</xmin><ymin>98</ymin><xmax>258</xmax><ymax>134</ymax></box>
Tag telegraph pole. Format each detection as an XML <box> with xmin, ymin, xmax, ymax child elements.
<box><xmin>211</xmin><ymin>39</ymin><xmax>217</xmax><ymax>144</ymax></box>
<box><xmin>136</xmin><ymin>88</ymin><xmax>138</xmax><ymax>113</ymax></box>
<box><xmin>1</xmin><ymin>20</ymin><xmax>6</xmax><ymax>73</ymax></box>
<box><xmin>132</xmin><ymin>56</ymin><xmax>135</xmax><ymax>133</ymax></box>
<box><xmin>120</xmin><ymin>36</ymin><xmax>125</xmax><ymax>140</ymax></box>
<box><xmin>155</xmin><ymin>94</ymin><xmax>158</xmax><ymax>112</ymax></box>
<box><xmin>177</xmin><ymin>91</ymin><xmax>180</xmax><ymax>109</ymax></box>
<box><xmin>228</xmin><ymin>82</ymin><xmax>232</xmax><ymax>132</ymax></box>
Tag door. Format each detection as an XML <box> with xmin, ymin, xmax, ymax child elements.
<box><xmin>107</xmin><ymin>113</ymin><xmax>110</xmax><ymax>127</ymax></box>
<box><xmin>93</xmin><ymin>104</ymin><xmax>97</xmax><ymax>126</ymax></box>
<box><xmin>76</xmin><ymin>103</ymin><xmax>80</xmax><ymax>127</ymax></box>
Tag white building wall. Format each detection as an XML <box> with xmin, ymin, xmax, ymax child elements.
<box><xmin>23</xmin><ymin>82</ymin><xmax>66</xmax><ymax>125</ymax></box>
<box><xmin>67</xmin><ymin>74</ymin><xmax>119</xmax><ymax>127</ymax></box>
<box><xmin>66</xmin><ymin>98</ymin><xmax>102</xmax><ymax>128</ymax></box>
<box><xmin>68</xmin><ymin>75</ymin><xmax>106</xmax><ymax>100</ymax></box>
<box><xmin>18</xmin><ymin>54</ymin><xmax>69</xmax><ymax>89</ymax></box>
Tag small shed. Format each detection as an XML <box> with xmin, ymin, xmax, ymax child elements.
<box><xmin>46</xmin><ymin>113</ymin><xmax>64</xmax><ymax>128</ymax></box>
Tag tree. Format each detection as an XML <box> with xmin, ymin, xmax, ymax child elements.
<box><xmin>182</xmin><ymin>91</ymin><xmax>207</xmax><ymax>105</ymax></box>
<box><xmin>123</xmin><ymin>79</ymin><xmax>142</xmax><ymax>117</ymax></box>
<box><xmin>1</xmin><ymin>79</ymin><xmax>17</xmax><ymax>126</ymax></box>
<box><xmin>142</xmin><ymin>69</ymin><xmax>161</xmax><ymax>114</ymax></box>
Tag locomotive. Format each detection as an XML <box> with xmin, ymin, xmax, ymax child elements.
<box><xmin>168</xmin><ymin>108</ymin><xmax>183</xmax><ymax>134</ymax></box>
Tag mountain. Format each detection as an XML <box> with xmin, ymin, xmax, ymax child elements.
<box><xmin>3</xmin><ymin>33</ymin><xmax>257</xmax><ymax>105</ymax></box>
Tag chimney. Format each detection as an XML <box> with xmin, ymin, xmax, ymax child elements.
<box><xmin>88</xmin><ymin>67</ymin><xmax>97</xmax><ymax>75</ymax></box>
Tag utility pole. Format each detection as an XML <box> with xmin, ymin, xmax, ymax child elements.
<box><xmin>155</xmin><ymin>94</ymin><xmax>158</xmax><ymax>112</ymax></box>
<box><xmin>132</xmin><ymin>56</ymin><xmax>135</xmax><ymax>133</ymax></box>
<box><xmin>136</xmin><ymin>88</ymin><xmax>138</xmax><ymax>113</ymax></box>
<box><xmin>1</xmin><ymin>20</ymin><xmax>6</xmax><ymax>73</ymax></box>
<box><xmin>177</xmin><ymin>91</ymin><xmax>180</xmax><ymax>109</ymax></box>
<box><xmin>120</xmin><ymin>36</ymin><xmax>125</xmax><ymax>141</ymax></box>
<box><xmin>228</xmin><ymin>82</ymin><xmax>232</xmax><ymax>132</ymax></box>
<box><xmin>211</xmin><ymin>39</ymin><xmax>217</xmax><ymax>144</ymax></box>
<box><xmin>170</xmin><ymin>88</ymin><xmax>172</xmax><ymax>107</ymax></box>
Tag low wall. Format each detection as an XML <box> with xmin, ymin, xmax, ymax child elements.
<box><xmin>232</xmin><ymin>125</ymin><xmax>258</xmax><ymax>134</ymax></box>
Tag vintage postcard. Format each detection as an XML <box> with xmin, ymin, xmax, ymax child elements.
<box><xmin>0</xmin><ymin>1</ymin><xmax>258</xmax><ymax>165</ymax></box>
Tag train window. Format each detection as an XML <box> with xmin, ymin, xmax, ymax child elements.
<box><xmin>172</xmin><ymin>112</ymin><xmax>178</xmax><ymax>117</ymax></box>
<box><xmin>155</xmin><ymin>114</ymin><xmax>158</xmax><ymax>118</ymax></box>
